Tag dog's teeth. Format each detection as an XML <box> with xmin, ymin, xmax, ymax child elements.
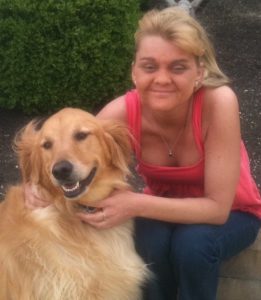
<box><xmin>62</xmin><ymin>182</ymin><xmax>80</xmax><ymax>192</ymax></box>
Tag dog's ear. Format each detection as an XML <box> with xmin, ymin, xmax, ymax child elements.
<box><xmin>13</xmin><ymin>118</ymin><xmax>46</xmax><ymax>184</ymax></box>
<box><xmin>100</xmin><ymin>120</ymin><xmax>133</xmax><ymax>175</ymax></box>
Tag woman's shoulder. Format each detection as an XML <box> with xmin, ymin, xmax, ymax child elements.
<box><xmin>96</xmin><ymin>95</ymin><xmax>127</xmax><ymax>123</ymax></box>
<box><xmin>202</xmin><ymin>86</ymin><xmax>239</xmax><ymax>115</ymax></box>
<box><xmin>201</xmin><ymin>86</ymin><xmax>240</xmax><ymax>139</ymax></box>
<box><xmin>97</xmin><ymin>89</ymin><xmax>139</xmax><ymax>123</ymax></box>
<box><xmin>203</xmin><ymin>85</ymin><xmax>238</xmax><ymax>104</ymax></box>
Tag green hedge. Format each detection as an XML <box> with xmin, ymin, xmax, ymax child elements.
<box><xmin>0</xmin><ymin>0</ymin><xmax>140</xmax><ymax>114</ymax></box>
<box><xmin>140</xmin><ymin>0</ymin><xmax>167</xmax><ymax>11</ymax></box>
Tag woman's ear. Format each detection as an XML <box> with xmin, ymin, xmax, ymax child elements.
<box><xmin>194</xmin><ymin>61</ymin><xmax>205</xmax><ymax>91</ymax></box>
<box><xmin>131</xmin><ymin>61</ymin><xmax>137</xmax><ymax>86</ymax></box>
<box><xmin>197</xmin><ymin>60</ymin><xmax>205</xmax><ymax>82</ymax></box>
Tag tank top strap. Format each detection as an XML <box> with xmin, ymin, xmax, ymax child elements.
<box><xmin>192</xmin><ymin>87</ymin><xmax>205</xmax><ymax>155</ymax></box>
<box><xmin>125</xmin><ymin>89</ymin><xmax>142</xmax><ymax>158</ymax></box>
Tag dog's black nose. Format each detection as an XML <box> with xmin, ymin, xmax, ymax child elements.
<box><xmin>52</xmin><ymin>160</ymin><xmax>73</xmax><ymax>181</ymax></box>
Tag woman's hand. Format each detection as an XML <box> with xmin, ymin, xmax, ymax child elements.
<box><xmin>24</xmin><ymin>183</ymin><xmax>51</xmax><ymax>210</ymax></box>
<box><xmin>76</xmin><ymin>190</ymin><xmax>138</xmax><ymax>229</ymax></box>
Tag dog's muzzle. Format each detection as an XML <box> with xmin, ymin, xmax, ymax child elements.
<box><xmin>52</xmin><ymin>160</ymin><xmax>97</xmax><ymax>199</ymax></box>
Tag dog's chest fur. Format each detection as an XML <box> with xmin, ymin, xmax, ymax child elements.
<box><xmin>0</xmin><ymin>188</ymin><xmax>146</xmax><ymax>300</ymax></box>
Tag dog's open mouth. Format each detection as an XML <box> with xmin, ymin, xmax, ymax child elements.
<box><xmin>60</xmin><ymin>167</ymin><xmax>97</xmax><ymax>199</ymax></box>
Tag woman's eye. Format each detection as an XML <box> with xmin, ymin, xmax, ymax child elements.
<box><xmin>171</xmin><ymin>65</ymin><xmax>187</xmax><ymax>73</ymax></box>
<box><xmin>74</xmin><ymin>131</ymin><xmax>89</xmax><ymax>141</ymax></box>
<box><xmin>141</xmin><ymin>64</ymin><xmax>157</xmax><ymax>72</ymax></box>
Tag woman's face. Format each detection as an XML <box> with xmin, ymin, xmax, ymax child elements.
<box><xmin>132</xmin><ymin>35</ymin><xmax>203</xmax><ymax>112</ymax></box>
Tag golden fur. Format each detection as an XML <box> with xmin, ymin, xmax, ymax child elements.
<box><xmin>0</xmin><ymin>108</ymin><xmax>148</xmax><ymax>300</ymax></box>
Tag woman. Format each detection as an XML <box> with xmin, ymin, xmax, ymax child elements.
<box><xmin>26</xmin><ymin>7</ymin><xmax>261</xmax><ymax>300</ymax></box>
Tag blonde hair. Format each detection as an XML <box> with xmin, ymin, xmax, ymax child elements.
<box><xmin>134</xmin><ymin>7</ymin><xmax>229</xmax><ymax>87</ymax></box>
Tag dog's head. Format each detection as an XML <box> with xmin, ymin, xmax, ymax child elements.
<box><xmin>15</xmin><ymin>108</ymin><xmax>132</xmax><ymax>205</ymax></box>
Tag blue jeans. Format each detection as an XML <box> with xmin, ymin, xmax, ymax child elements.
<box><xmin>135</xmin><ymin>211</ymin><xmax>261</xmax><ymax>300</ymax></box>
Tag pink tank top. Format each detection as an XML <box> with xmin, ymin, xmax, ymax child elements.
<box><xmin>125</xmin><ymin>89</ymin><xmax>261</xmax><ymax>219</ymax></box>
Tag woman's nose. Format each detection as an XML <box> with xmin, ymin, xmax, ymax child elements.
<box><xmin>154</xmin><ymin>69</ymin><xmax>172</xmax><ymax>84</ymax></box>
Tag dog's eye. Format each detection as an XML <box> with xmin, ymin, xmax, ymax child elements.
<box><xmin>74</xmin><ymin>131</ymin><xmax>89</xmax><ymax>141</ymax></box>
<box><xmin>42</xmin><ymin>140</ymin><xmax>53</xmax><ymax>150</ymax></box>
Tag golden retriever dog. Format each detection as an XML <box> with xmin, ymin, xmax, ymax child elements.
<box><xmin>0</xmin><ymin>108</ymin><xmax>148</xmax><ymax>300</ymax></box>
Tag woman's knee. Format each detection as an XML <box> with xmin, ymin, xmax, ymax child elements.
<box><xmin>170</xmin><ymin>213</ymin><xmax>261</xmax><ymax>270</ymax></box>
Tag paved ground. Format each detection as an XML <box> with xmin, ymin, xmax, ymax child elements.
<box><xmin>0</xmin><ymin>0</ymin><xmax>260</xmax><ymax>199</ymax></box>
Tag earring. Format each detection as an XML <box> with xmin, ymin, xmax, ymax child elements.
<box><xmin>194</xmin><ymin>80</ymin><xmax>200</xmax><ymax>91</ymax></box>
